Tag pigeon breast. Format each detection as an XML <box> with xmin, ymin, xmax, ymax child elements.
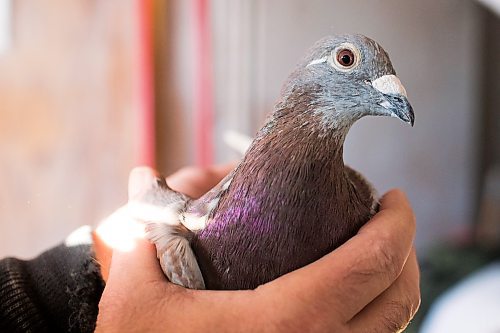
<box><xmin>191</xmin><ymin>104</ymin><xmax>376</xmax><ymax>290</ymax></box>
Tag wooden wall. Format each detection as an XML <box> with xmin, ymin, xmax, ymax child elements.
<box><xmin>0</xmin><ymin>1</ymin><xmax>139</xmax><ymax>257</ymax></box>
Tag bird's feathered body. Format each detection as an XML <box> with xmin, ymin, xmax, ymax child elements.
<box><xmin>193</xmin><ymin>107</ymin><xmax>376</xmax><ymax>289</ymax></box>
<box><xmin>131</xmin><ymin>34</ymin><xmax>414</xmax><ymax>290</ymax></box>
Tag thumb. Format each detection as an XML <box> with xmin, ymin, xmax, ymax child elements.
<box><xmin>96</xmin><ymin>229</ymin><xmax>170</xmax><ymax>333</ymax></box>
<box><xmin>106</xmin><ymin>237</ymin><xmax>166</xmax><ymax>289</ymax></box>
<box><xmin>106</xmin><ymin>165</ymin><xmax>166</xmax><ymax>286</ymax></box>
<box><xmin>128</xmin><ymin>166</ymin><xmax>161</xmax><ymax>200</ymax></box>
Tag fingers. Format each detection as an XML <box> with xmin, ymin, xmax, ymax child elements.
<box><xmin>94</xmin><ymin>167</ymin><xmax>162</xmax><ymax>282</ymax></box>
<box><xmin>95</xmin><ymin>162</ymin><xmax>236</xmax><ymax>280</ymax></box>
<box><xmin>92</xmin><ymin>230</ymin><xmax>112</xmax><ymax>282</ymax></box>
<box><xmin>127</xmin><ymin>162</ymin><xmax>237</xmax><ymax>199</ymax></box>
<box><xmin>128</xmin><ymin>166</ymin><xmax>160</xmax><ymax>199</ymax></box>
<box><xmin>96</xmin><ymin>237</ymin><xmax>176</xmax><ymax>333</ymax></box>
<box><xmin>93</xmin><ymin>205</ymin><xmax>144</xmax><ymax>282</ymax></box>
<box><xmin>347</xmin><ymin>248</ymin><xmax>421</xmax><ymax>332</ymax></box>
<box><xmin>330</xmin><ymin>189</ymin><xmax>416</xmax><ymax>321</ymax></box>
<box><xmin>263</xmin><ymin>189</ymin><xmax>416</xmax><ymax>324</ymax></box>
<box><xmin>101</xmin><ymin>235</ymin><xmax>256</xmax><ymax>333</ymax></box>
<box><xmin>166</xmin><ymin>161</ymin><xmax>238</xmax><ymax>198</ymax></box>
<box><xmin>103</xmin><ymin>162</ymin><xmax>239</xmax><ymax>284</ymax></box>
<box><xmin>106</xmin><ymin>238</ymin><xmax>165</xmax><ymax>287</ymax></box>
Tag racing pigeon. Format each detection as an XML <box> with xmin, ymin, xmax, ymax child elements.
<box><xmin>129</xmin><ymin>34</ymin><xmax>414</xmax><ymax>290</ymax></box>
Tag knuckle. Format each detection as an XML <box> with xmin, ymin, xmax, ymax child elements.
<box><xmin>370</xmin><ymin>236</ymin><xmax>403</xmax><ymax>281</ymax></box>
<box><xmin>379</xmin><ymin>298</ymin><xmax>416</xmax><ymax>333</ymax></box>
<box><xmin>378</xmin><ymin>286</ymin><xmax>421</xmax><ymax>333</ymax></box>
<box><xmin>346</xmin><ymin>236</ymin><xmax>403</xmax><ymax>287</ymax></box>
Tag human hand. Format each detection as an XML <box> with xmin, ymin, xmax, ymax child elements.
<box><xmin>94</xmin><ymin>165</ymin><xmax>420</xmax><ymax>332</ymax></box>
<box><xmin>92</xmin><ymin>163</ymin><xmax>236</xmax><ymax>281</ymax></box>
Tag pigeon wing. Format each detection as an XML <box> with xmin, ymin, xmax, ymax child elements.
<box><xmin>182</xmin><ymin>171</ymin><xmax>234</xmax><ymax>230</ymax></box>
<box><xmin>128</xmin><ymin>167</ymin><xmax>235</xmax><ymax>289</ymax></box>
<box><xmin>146</xmin><ymin>222</ymin><xmax>205</xmax><ymax>289</ymax></box>
<box><xmin>128</xmin><ymin>168</ymin><xmax>205</xmax><ymax>289</ymax></box>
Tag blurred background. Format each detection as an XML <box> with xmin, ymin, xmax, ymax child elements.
<box><xmin>0</xmin><ymin>0</ymin><xmax>499</xmax><ymax>331</ymax></box>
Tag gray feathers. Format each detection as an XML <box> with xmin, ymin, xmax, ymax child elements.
<box><xmin>146</xmin><ymin>222</ymin><xmax>205</xmax><ymax>290</ymax></box>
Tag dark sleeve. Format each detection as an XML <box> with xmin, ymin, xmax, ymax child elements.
<box><xmin>0</xmin><ymin>242</ymin><xmax>104</xmax><ymax>333</ymax></box>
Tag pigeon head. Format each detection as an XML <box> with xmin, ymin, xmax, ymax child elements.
<box><xmin>279</xmin><ymin>34</ymin><xmax>414</xmax><ymax>129</ymax></box>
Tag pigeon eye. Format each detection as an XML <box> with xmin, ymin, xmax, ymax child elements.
<box><xmin>337</xmin><ymin>49</ymin><xmax>355</xmax><ymax>67</ymax></box>
<box><xmin>330</xmin><ymin>43</ymin><xmax>361</xmax><ymax>72</ymax></box>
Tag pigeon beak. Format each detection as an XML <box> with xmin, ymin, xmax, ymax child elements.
<box><xmin>372</xmin><ymin>75</ymin><xmax>415</xmax><ymax>127</ymax></box>
<box><xmin>381</xmin><ymin>94</ymin><xmax>414</xmax><ymax>127</ymax></box>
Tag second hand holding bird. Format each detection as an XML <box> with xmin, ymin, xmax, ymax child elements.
<box><xmin>94</xmin><ymin>165</ymin><xmax>420</xmax><ymax>332</ymax></box>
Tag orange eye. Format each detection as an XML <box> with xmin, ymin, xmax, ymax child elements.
<box><xmin>336</xmin><ymin>49</ymin><xmax>355</xmax><ymax>67</ymax></box>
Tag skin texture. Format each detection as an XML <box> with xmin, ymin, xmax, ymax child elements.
<box><xmin>93</xmin><ymin>164</ymin><xmax>420</xmax><ymax>332</ymax></box>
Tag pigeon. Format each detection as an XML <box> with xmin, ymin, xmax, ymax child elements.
<box><xmin>129</xmin><ymin>34</ymin><xmax>414</xmax><ymax>290</ymax></box>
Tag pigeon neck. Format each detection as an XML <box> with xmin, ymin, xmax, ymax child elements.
<box><xmin>254</xmin><ymin>109</ymin><xmax>350</xmax><ymax>171</ymax></box>
<box><xmin>272</xmin><ymin>86</ymin><xmax>358</xmax><ymax>146</ymax></box>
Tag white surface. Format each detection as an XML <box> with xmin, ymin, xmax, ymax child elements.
<box><xmin>0</xmin><ymin>0</ymin><xmax>10</xmax><ymax>53</ymax></box>
<box><xmin>476</xmin><ymin>0</ymin><xmax>500</xmax><ymax>16</ymax></box>
<box><xmin>420</xmin><ymin>262</ymin><xmax>500</xmax><ymax>333</ymax></box>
